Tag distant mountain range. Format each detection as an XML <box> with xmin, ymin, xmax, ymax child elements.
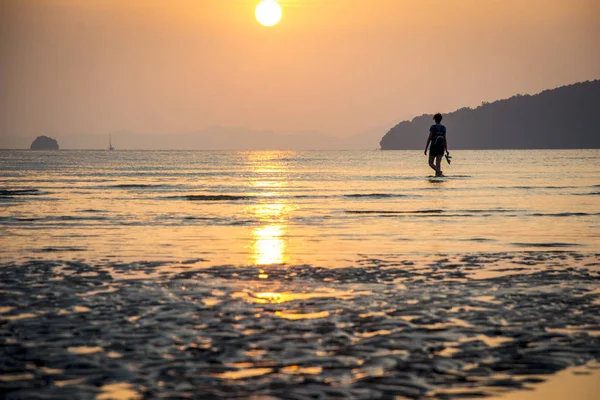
<box><xmin>0</xmin><ymin>126</ymin><xmax>382</xmax><ymax>151</ymax></box>
<box><xmin>380</xmin><ymin>80</ymin><xmax>600</xmax><ymax>150</ymax></box>
<box><xmin>2</xmin><ymin>81</ymin><xmax>598</xmax><ymax>150</ymax></box>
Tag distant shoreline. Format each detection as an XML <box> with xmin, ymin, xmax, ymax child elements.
<box><xmin>1</xmin><ymin>148</ymin><xmax>599</xmax><ymax>151</ymax></box>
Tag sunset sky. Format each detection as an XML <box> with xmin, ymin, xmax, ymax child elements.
<box><xmin>1</xmin><ymin>0</ymin><xmax>599</xmax><ymax>144</ymax></box>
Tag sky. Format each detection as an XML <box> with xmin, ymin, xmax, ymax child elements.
<box><xmin>1</xmin><ymin>0</ymin><xmax>599</xmax><ymax>147</ymax></box>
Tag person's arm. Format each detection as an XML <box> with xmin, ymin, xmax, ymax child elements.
<box><xmin>424</xmin><ymin>132</ymin><xmax>432</xmax><ymax>155</ymax></box>
<box><xmin>444</xmin><ymin>128</ymin><xmax>449</xmax><ymax>154</ymax></box>
<box><xmin>444</xmin><ymin>134</ymin><xmax>449</xmax><ymax>154</ymax></box>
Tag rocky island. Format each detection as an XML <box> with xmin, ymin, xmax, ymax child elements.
<box><xmin>380</xmin><ymin>80</ymin><xmax>600</xmax><ymax>149</ymax></box>
<box><xmin>30</xmin><ymin>136</ymin><xmax>59</xmax><ymax>150</ymax></box>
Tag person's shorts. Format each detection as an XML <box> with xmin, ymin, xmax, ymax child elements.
<box><xmin>429</xmin><ymin>144</ymin><xmax>444</xmax><ymax>157</ymax></box>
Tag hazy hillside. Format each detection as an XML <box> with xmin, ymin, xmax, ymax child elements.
<box><xmin>380</xmin><ymin>80</ymin><xmax>600</xmax><ymax>150</ymax></box>
<box><xmin>0</xmin><ymin>127</ymin><xmax>383</xmax><ymax>150</ymax></box>
<box><xmin>3</xmin><ymin>81</ymin><xmax>598</xmax><ymax>150</ymax></box>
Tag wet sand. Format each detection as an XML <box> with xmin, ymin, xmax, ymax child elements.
<box><xmin>1</xmin><ymin>251</ymin><xmax>599</xmax><ymax>399</ymax></box>
<box><xmin>486</xmin><ymin>362</ymin><xmax>600</xmax><ymax>400</ymax></box>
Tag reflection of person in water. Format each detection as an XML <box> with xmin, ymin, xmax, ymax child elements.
<box><xmin>424</xmin><ymin>113</ymin><xmax>449</xmax><ymax>176</ymax></box>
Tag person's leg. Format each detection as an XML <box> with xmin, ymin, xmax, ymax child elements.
<box><xmin>428</xmin><ymin>155</ymin><xmax>437</xmax><ymax>172</ymax></box>
<box><xmin>435</xmin><ymin>155</ymin><xmax>443</xmax><ymax>176</ymax></box>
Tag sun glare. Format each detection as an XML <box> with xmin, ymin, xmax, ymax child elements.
<box><xmin>255</xmin><ymin>0</ymin><xmax>282</xmax><ymax>27</ymax></box>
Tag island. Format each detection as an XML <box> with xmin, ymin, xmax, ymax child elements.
<box><xmin>30</xmin><ymin>136</ymin><xmax>59</xmax><ymax>150</ymax></box>
<box><xmin>380</xmin><ymin>80</ymin><xmax>600</xmax><ymax>150</ymax></box>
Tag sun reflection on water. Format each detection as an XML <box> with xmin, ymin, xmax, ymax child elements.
<box><xmin>252</xmin><ymin>224</ymin><xmax>286</xmax><ymax>265</ymax></box>
<box><xmin>246</xmin><ymin>151</ymin><xmax>293</xmax><ymax>266</ymax></box>
<box><xmin>231</xmin><ymin>289</ymin><xmax>373</xmax><ymax>304</ymax></box>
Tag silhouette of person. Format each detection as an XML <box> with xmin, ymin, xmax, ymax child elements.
<box><xmin>424</xmin><ymin>113</ymin><xmax>449</xmax><ymax>176</ymax></box>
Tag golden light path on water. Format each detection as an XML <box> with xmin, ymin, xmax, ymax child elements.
<box><xmin>252</xmin><ymin>224</ymin><xmax>286</xmax><ymax>265</ymax></box>
<box><xmin>246</xmin><ymin>151</ymin><xmax>292</xmax><ymax>266</ymax></box>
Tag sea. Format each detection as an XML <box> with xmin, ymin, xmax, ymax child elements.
<box><xmin>1</xmin><ymin>149</ymin><xmax>598</xmax><ymax>265</ymax></box>
<box><xmin>1</xmin><ymin>149</ymin><xmax>600</xmax><ymax>399</ymax></box>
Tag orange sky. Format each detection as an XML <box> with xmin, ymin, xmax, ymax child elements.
<box><xmin>1</xmin><ymin>0</ymin><xmax>599</xmax><ymax>141</ymax></box>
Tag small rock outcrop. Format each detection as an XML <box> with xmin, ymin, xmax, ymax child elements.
<box><xmin>30</xmin><ymin>136</ymin><xmax>59</xmax><ymax>150</ymax></box>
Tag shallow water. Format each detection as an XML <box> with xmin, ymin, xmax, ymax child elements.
<box><xmin>1</xmin><ymin>150</ymin><xmax>599</xmax><ymax>399</ymax></box>
<box><xmin>1</xmin><ymin>150</ymin><xmax>599</xmax><ymax>265</ymax></box>
<box><xmin>1</xmin><ymin>253</ymin><xmax>599</xmax><ymax>399</ymax></box>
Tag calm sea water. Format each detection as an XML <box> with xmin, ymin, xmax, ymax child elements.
<box><xmin>1</xmin><ymin>150</ymin><xmax>598</xmax><ymax>265</ymax></box>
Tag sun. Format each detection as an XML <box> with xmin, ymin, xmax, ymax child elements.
<box><xmin>255</xmin><ymin>0</ymin><xmax>282</xmax><ymax>27</ymax></box>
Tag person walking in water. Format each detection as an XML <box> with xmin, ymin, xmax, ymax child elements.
<box><xmin>424</xmin><ymin>113</ymin><xmax>449</xmax><ymax>176</ymax></box>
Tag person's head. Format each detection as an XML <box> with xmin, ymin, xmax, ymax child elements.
<box><xmin>433</xmin><ymin>113</ymin><xmax>443</xmax><ymax>124</ymax></box>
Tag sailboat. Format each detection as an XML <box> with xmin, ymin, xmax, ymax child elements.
<box><xmin>109</xmin><ymin>135</ymin><xmax>115</xmax><ymax>151</ymax></box>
